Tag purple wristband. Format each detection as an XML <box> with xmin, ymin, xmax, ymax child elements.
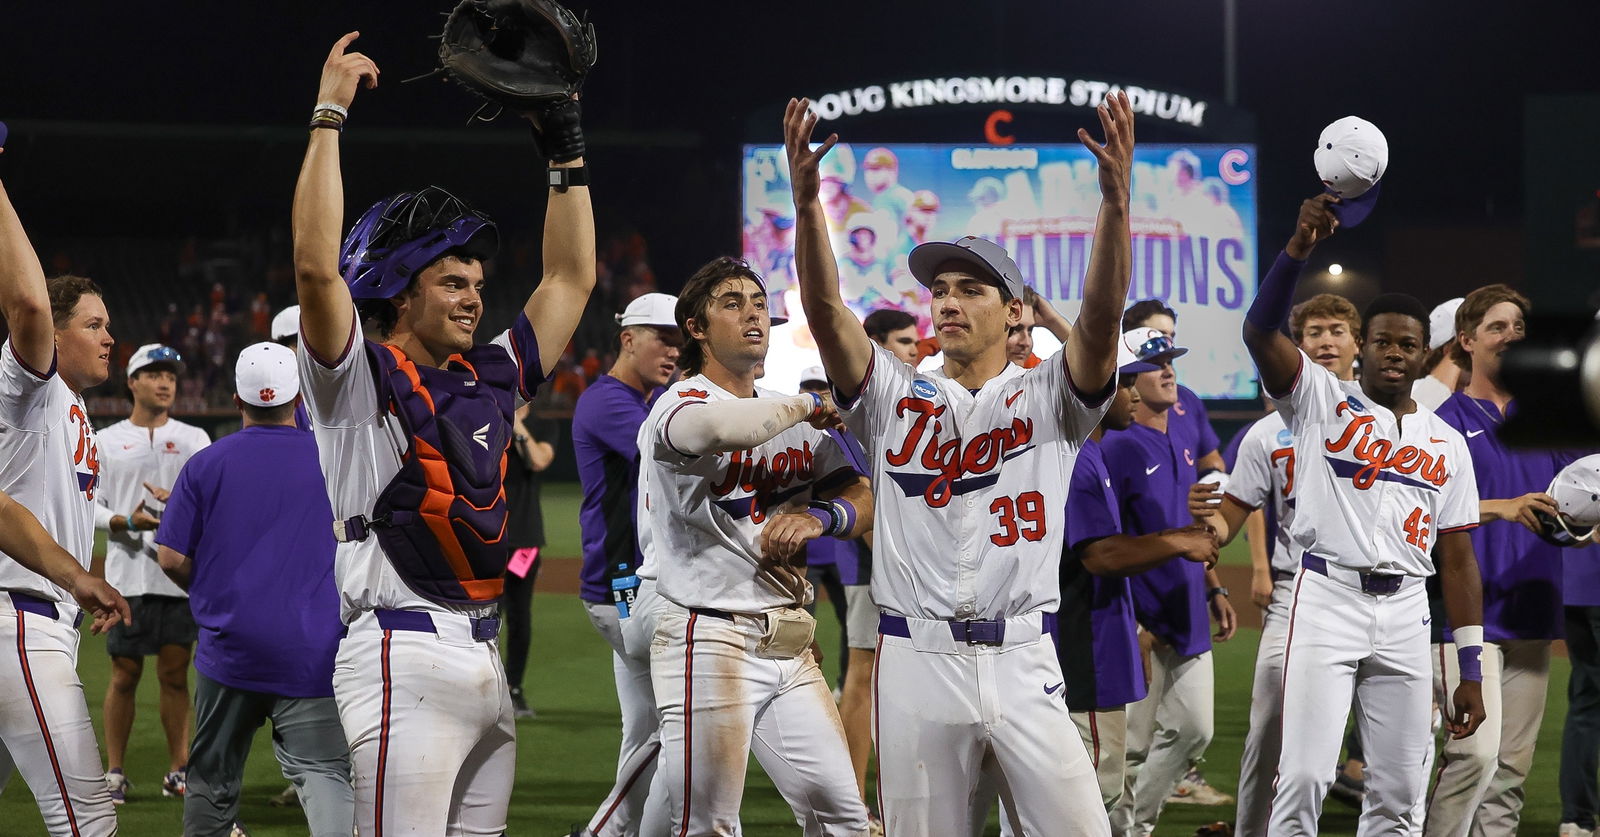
<box><xmin>1245</xmin><ymin>250</ymin><xmax>1307</xmax><ymax>332</ymax></box>
<box><xmin>830</xmin><ymin>499</ymin><xmax>858</xmax><ymax>537</ymax></box>
<box><xmin>805</xmin><ymin>506</ymin><xmax>836</xmax><ymax>534</ymax></box>
<box><xmin>1457</xmin><ymin>645</ymin><xmax>1484</xmax><ymax>683</ymax></box>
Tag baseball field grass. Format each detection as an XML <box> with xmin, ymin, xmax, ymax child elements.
<box><xmin>0</xmin><ymin>482</ymin><xmax>1579</xmax><ymax>835</ymax></box>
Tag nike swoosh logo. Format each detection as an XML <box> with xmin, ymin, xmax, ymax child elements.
<box><xmin>122</xmin><ymin>444</ymin><xmax>138</xmax><ymax>450</ymax></box>
<box><xmin>1145</xmin><ymin>464</ymin><xmax>1161</xmax><ymax>475</ymax></box>
<box><xmin>1044</xmin><ymin>682</ymin><xmax>1064</xmax><ymax>695</ymax></box>
<box><xmin>1466</xmin><ymin>430</ymin><xmax>1485</xmax><ymax>438</ymax></box>
<box><xmin>1005</xmin><ymin>389</ymin><xmax>1024</xmax><ymax>408</ymax></box>
<box><xmin>1422</xmin><ymin>616</ymin><xmax>1432</xmax><ymax>625</ymax></box>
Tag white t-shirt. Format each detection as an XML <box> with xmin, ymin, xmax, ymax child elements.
<box><xmin>840</xmin><ymin>342</ymin><xmax>1109</xmax><ymax>620</ymax></box>
<box><xmin>94</xmin><ymin>418</ymin><xmax>211</xmax><ymax>597</ymax></box>
<box><xmin>1272</xmin><ymin>352</ymin><xmax>1479</xmax><ymax>576</ymax></box>
<box><xmin>639</xmin><ymin>374</ymin><xmax>857</xmax><ymax>613</ymax></box>
<box><xmin>0</xmin><ymin>341</ymin><xmax>99</xmax><ymax>601</ymax></box>
<box><xmin>1222</xmin><ymin>411</ymin><xmax>1299</xmax><ymax>574</ymax></box>
<box><xmin>297</xmin><ymin>314</ymin><xmax>534</xmax><ymax>623</ymax></box>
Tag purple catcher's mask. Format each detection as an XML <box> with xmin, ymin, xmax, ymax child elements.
<box><xmin>340</xmin><ymin>187</ymin><xmax>499</xmax><ymax>301</ymax></box>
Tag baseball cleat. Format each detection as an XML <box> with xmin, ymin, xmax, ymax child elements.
<box><xmin>511</xmin><ymin>687</ymin><xmax>537</xmax><ymax>720</ymax></box>
<box><xmin>1168</xmin><ymin>767</ymin><xmax>1234</xmax><ymax>805</ymax></box>
<box><xmin>106</xmin><ymin>769</ymin><xmax>129</xmax><ymax>804</ymax></box>
<box><xmin>162</xmin><ymin>767</ymin><xmax>188</xmax><ymax>798</ymax></box>
<box><xmin>1558</xmin><ymin>824</ymin><xmax>1594</xmax><ymax>837</ymax></box>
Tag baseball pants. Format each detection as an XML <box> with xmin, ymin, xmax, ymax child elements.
<box><xmin>0</xmin><ymin>595</ymin><xmax>116</xmax><ymax>837</ymax></box>
<box><xmin>1272</xmin><ymin>567</ymin><xmax>1432</xmax><ymax>837</ymax></box>
<box><xmin>185</xmin><ymin>671</ymin><xmax>354</xmax><ymax>837</ymax></box>
<box><xmin>874</xmin><ymin>613</ymin><xmax>1109</xmax><ymax>837</ymax></box>
<box><xmin>585</xmin><ymin>580</ymin><xmax>670</xmax><ymax>837</ymax></box>
<box><xmin>651</xmin><ymin>602</ymin><xmax>869</xmax><ymax>837</ymax></box>
<box><xmin>1424</xmin><ymin>639</ymin><xmax>1549</xmax><ymax>837</ymax></box>
<box><xmin>1113</xmin><ymin>645</ymin><xmax>1214</xmax><ymax>837</ymax></box>
<box><xmin>333</xmin><ymin>608</ymin><xmax>516</xmax><ymax>837</ymax></box>
<box><xmin>978</xmin><ymin>706</ymin><xmax>1127</xmax><ymax>836</ymax></box>
<box><xmin>1235</xmin><ymin>573</ymin><xmax>1295</xmax><ymax>837</ymax></box>
<box><xmin>1562</xmin><ymin>606</ymin><xmax>1600</xmax><ymax>830</ymax></box>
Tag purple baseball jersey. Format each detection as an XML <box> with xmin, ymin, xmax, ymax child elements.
<box><xmin>1435</xmin><ymin>393</ymin><xmax>1578</xmax><ymax>638</ymax></box>
<box><xmin>1054</xmin><ymin>437</ymin><xmax>1147</xmax><ymax>710</ymax></box>
<box><xmin>1173</xmin><ymin>385</ymin><xmax>1221</xmax><ymax>464</ymax></box>
<box><xmin>1103</xmin><ymin>420</ymin><xmax>1209</xmax><ymax>656</ymax></box>
<box><xmin>572</xmin><ymin>375</ymin><xmax>663</xmax><ymax>604</ymax></box>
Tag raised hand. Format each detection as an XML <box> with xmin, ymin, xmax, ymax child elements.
<box><xmin>318</xmin><ymin>32</ymin><xmax>380</xmax><ymax>111</ymax></box>
<box><xmin>1287</xmin><ymin>193</ymin><xmax>1340</xmax><ymax>259</ymax></box>
<box><xmin>784</xmin><ymin>98</ymin><xmax>839</xmax><ymax>204</ymax></box>
<box><xmin>1078</xmin><ymin>91</ymin><xmax>1135</xmax><ymax>205</ymax></box>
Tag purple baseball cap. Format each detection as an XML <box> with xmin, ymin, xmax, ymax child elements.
<box><xmin>908</xmin><ymin>236</ymin><xmax>1026</xmax><ymax>300</ymax></box>
<box><xmin>1328</xmin><ymin>181</ymin><xmax>1381</xmax><ymax>229</ymax></box>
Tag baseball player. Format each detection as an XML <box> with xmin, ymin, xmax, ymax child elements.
<box><xmin>1123</xmin><ymin>299</ymin><xmax>1227</xmax><ymax>478</ymax></box>
<box><xmin>1193</xmin><ymin>293</ymin><xmax>1364</xmax><ymax>836</ymax></box>
<box><xmin>787</xmin><ymin>91</ymin><xmax>1135</xmax><ymax>835</ymax></box>
<box><xmin>1412</xmin><ymin>296</ymin><xmax>1465</xmax><ymax>411</ymax></box>
<box><xmin>94</xmin><ymin>342</ymin><xmax>211</xmax><ymax>802</ymax></box>
<box><xmin>0</xmin><ymin>165</ymin><xmax>130</xmax><ymax>835</ymax></box>
<box><xmin>289</xmin><ymin>32</ymin><xmax>595</xmax><ymax>834</ymax></box>
<box><xmin>639</xmin><ymin>256</ymin><xmax>874</xmax><ymax>836</ymax></box>
<box><xmin>1425</xmin><ymin>284</ymin><xmax>1574</xmax><ymax>837</ymax></box>
<box><xmin>570</xmin><ymin>291</ymin><xmax>682</xmax><ymax>837</ymax></box>
<box><xmin>1243</xmin><ymin>192</ymin><xmax>1487</xmax><ymax>834</ymax></box>
<box><xmin>1103</xmin><ymin>327</ymin><xmax>1238</xmax><ymax>837</ymax></box>
<box><xmin>155</xmin><ymin>342</ymin><xmax>353</xmax><ymax>837</ymax></box>
<box><xmin>271</xmin><ymin>304</ymin><xmax>314</xmax><ymax>433</ymax></box>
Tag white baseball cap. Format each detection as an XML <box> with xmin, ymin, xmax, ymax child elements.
<box><xmin>1428</xmin><ymin>297</ymin><xmax>1465</xmax><ymax>350</ymax></box>
<box><xmin>799</xmin><ymin>365</ymin><xmax>828</xmax><ymax>386</ymax></box>
<box><xmin>235</xmin><ymin>343</ymin><xmax>300</xmax><ymax>408</ymax></box>
<box><xmin>1122</xmin><ymin>327</ymin><xmax>1188</xmax><ymax>366</ymax></box>
<box><xmin>271</xmin><ymin>305</ymin><xmax>301</xmax><ymax>341</ymax></box>
<box><xmin>126</xmin><ymin>343</ymin><xmax>184</xmax><ymax>378</ymax></box>
<box><xmin>1316</xmin><ymin>116</ymin><xmax>1388</xmax><ymax>228</ymax></box>
<box><xmin>1116</xmin><ymin>334</ymin><xmax>1160</xmax><ymax>375</ymax></box>
<box><xmin>616</xmin><ymin>293</ymin><xmax>679</xmax><ymax>328</ymax></box>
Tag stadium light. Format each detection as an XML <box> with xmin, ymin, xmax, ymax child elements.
<box><xmin>1328</xmin><ymin>263</ymin><xmax>1344</xmax><ymax>276</ymax></box>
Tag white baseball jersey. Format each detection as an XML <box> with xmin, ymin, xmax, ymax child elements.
<box><xmin>94</xmin><ymin>418</ymin><xmax>210</xmax><ymax>597</ymax></box>
<box><xmin>639</xmin><ymin>374</ymin><xmax>857</xmax><ymax>613</ymax></box>
<box><xmin>839</xmin><ymin>342</ymin><xmax>1109</xmax><ymax>620</ymax></box>
<box><xmin>297</xmin><ymin>314</ymin><xmax>530</xmax><ymax>623</ymax></box>
<box><xmin>0</xmin><ymin>341</ymin><xmax>100</xmax><ymax>600</ymax></box>
<box><xmin>1223</xmin><ymin>411</ymin><xmax>1299</xmax><ymax>575</ymax></box>
<box><xmin>1272</xmin><ymin>352</ymin><xmax>1479</xmax><ymax>576</ymax></box>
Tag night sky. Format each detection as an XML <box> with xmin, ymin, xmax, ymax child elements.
<box><xmin>2</xmin><ymin>0</ymin><xmax>1597</xmax><ymax>296</ymax></box>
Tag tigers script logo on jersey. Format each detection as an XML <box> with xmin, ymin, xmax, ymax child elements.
<box><xmin>68</xmin><ymin>404</ymin><xmax>100</xmax><ymax>499</ymax></box>
<box><xmin>881</xmin><ymin>396</ymin><xmax>1034</xmax><ymax>507</ymax></box>
<box><xmin>1323</xmin><ymin>401</ymin><xmax>1447</xmax><ymax>491</ymax></box>
<box><xmin>708</xmin><ymin>441</ymin><xmax>816</xmax><ymax>523</ymax></box>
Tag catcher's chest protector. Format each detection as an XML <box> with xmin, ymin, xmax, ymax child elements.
<box><xmin>369</xmin><ymin>341</ymin><xmax>516</xmax><ymax>605</ymax></box>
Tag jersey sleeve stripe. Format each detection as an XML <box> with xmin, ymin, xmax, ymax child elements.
<box><xmin>6</xmin><ymin>341</ymin><xmax>56</xmax><ymax>381</ymax></box>
<box><xmin>304</xmin><ymin>314</ymin><xmax>359</xmax><ymax>370</ymax></box>
<box><xmin>1437</xmin><ymin>523</ymin><xmax>1480</xmax><ymax>534</ymax></box>
<box><xmin>1222</xmin><ymin>493</ymin><xmax>1258</xmax><ymax>511</ymax></box>
<box><xmin>1264</xmin><ymin>353</ymin><xmax>1304</xmax><ymax>401</ymax></box>
<box><xmin>833</xmin><ymin>349</ymin><xmax>876</xmax><ymax>411</ymax></box>
<box><xmin>1063</xmin><ymin>356</ymin><xmax>1114</xmax><ymax>409</ymax></box>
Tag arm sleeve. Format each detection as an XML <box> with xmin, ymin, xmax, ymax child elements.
<box><xmin>663</xmin><ymin>395</ymin><xmax>814</xmax><ymax>457</ymax></box>
<box><xmin>153</xmin><ymin>462</ymin><xmax>204</xmax><ymax>557</ymax></box>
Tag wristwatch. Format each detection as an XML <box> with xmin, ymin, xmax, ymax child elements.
<box><xmin>1208</xmin><ymin>586</ymin><xmax>1230</xmax><ymax>600</ymax></box>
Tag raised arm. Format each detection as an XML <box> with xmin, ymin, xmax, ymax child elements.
<box><xmin>666</xmin><ymin>393</ymin><xmax>840</xmax><ymax>457</ymax></box>
<box><xmin>0</xmin><ymin>490</ymin><xmax>131</xmax><ymax>632</ymax></box>
<box><xmin>1243</xmin><ymin>195</ymin><xmax>1339</xmax><ymax>396</ymax></box>
<box><xmin>1030</xmin><ymin>291</ymin><xmax>1073</xmax><ymax>345</ymax></box>
<box><xmin>0</xmin><ymin>168</ymin><xmax>55</xmax><ymax>373</ymax></box>
<box><xmin>291</xmin><ymin>32</ymin><xmax>379</xmax><ymax>362</ymax></box>
<box><xmin>785</xmin><ymin>98</ymin><xmax>873</xmax><ymax>396</ymax></box>
<box><xmin>1065</xmin><ymin>91</ymin><xmax>1135</xmax><ymax>395</ymax></box>
<box><xmin>520</xmin><ymin>100</ymin><xmax>595</xmax><ymax>375</ymax></box>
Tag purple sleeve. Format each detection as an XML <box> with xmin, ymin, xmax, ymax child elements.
<box><xmin>1066</xmin><ymin>450</ymin><xmax>1121</xmax><ymax>551</ymax></box>
<box><xmin>154</xmin><ymin>458</ymin><xmax>205</xmax><ymax>558</ymax></box>
<box><xmin>1188</xmin><ymin>390</ymin><xmax>1220</xmax><ymax>457</ymax></box>
<box><xmin>574</xmin><ymin>385</ymin><xmax>641</xmax><ymax>457</ymax></box>
<box><xmin>506</xmin><ymin>312</ymin><xmax>549</xmax><ymax>401</ymax></box>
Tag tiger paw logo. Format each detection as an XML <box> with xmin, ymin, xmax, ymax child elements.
<box><xmin>259</xmin><ymin>388</ymin><xmax>276</xmax><ymax>404</ymax></box>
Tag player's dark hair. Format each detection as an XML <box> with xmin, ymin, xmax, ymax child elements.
<box><xmin>862</xmin><ymin>308</ymin><xmax>916</xmax><ymax>344</ymax></box>
<box><xmin>241</xmin><ymin>400</ymin><xmax>297</xmax><ymax>425</ymax></box>
<box><xmin>1123</xmin><ymin>298</ymin><xmax>1176</xmax><ymax>330</ymax></box>
<box><xmin>675</xmin><ymin>256</ymin><xmax>767</xmax><ymax>378</ymax></box>
<box><xmin>1289</xmin><ymin>293</ymin><xmax>1362</xmax><ymax>343</ymax></box>
<box><xmin>1362</xmin><ymin>293</ymin><xmax>1431</xmax><ymax>347</ymax></box>
<box><xmin>1450</xmin><ymin>284</ymin><xmax>1530</xmax><ymax>373</ymax></box>
<box><xmin>47</xmin><ymin>274</ymin><xmax>104</xmax><ymax>329</ymax></box>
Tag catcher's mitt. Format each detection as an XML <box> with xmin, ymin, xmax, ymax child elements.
<box><xmin>437</xmin><ymin>0</ymin><xmax>596</xmax><ymax>125</ymax></box>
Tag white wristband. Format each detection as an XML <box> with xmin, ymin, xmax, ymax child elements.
<box><xmin>1452</xmin><ymin>625</ymin><xmax>1484</xmax><ymax>648</ymax></box>
<box><xmin>314</xmin><ymin>102</ymin><xmax>349</xmax><ymax>118</ymax></box>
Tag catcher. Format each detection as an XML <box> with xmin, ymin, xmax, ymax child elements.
<box><xmin>289</xmin><ymin>1</ymin><xmax>595</xmax><ymax>833</ymax></box>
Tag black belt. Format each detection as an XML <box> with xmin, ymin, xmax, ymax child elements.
<box><xmin>1272</xmin><ymin>569</ymin><xmax>1295</xmax><ymax>582</ymax></box>
<box><xmin>1302</xmin><ymin>555</ymin><xmax>1404</xmax><ymax>595</ymax></box>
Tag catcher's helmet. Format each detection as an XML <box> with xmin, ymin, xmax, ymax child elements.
<box><xmin>1536</xmin><ymin>454</ymin><xmax>1600</xmax><ymax>547</ymax></box>
<box><xmin>340</xmin><ymin>186</ymin><xmax>499</xmax><ymax>301</ymax></box>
